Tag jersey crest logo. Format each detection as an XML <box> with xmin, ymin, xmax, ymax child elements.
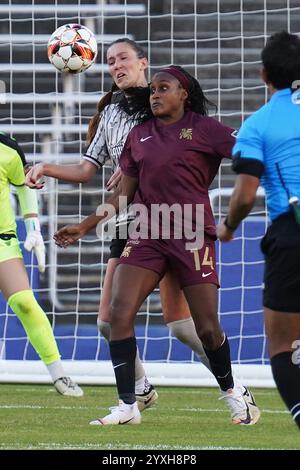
<box><xmin>120</xmin><ymin>246</ymin><xmax>132</xmax><ymax>258</ymax></box>
<box><xmin>179</xmin><ymin>128</ymin><xmax>193</xmax><ymax>140</ymax></box>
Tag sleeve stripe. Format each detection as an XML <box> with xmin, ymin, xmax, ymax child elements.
<box><xmin>82</xmin><ymin>154</ymin><xmax>103</xmax><ymax>168</ymax></box>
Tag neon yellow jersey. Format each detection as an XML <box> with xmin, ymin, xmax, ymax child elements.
<box><xmin>0</xmin><ymin>133</ymin><xmax>26</xmax><ymax>235</ymax></box>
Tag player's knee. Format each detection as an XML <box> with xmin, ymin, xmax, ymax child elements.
<box><xmin>109</xmin><ymin>298</ymin><xmax>135</xmax><ymax>337</ymax></box>
<box><xmin>268</xmin><ymin>334</ymin><xmax>294</xmax><ymax>358</ymax></box>
<box><xmin>98</xmin><ymin>305</ymin><xmax>110</xmax><ymax>324</ymax></box>
<box><xmin>98</xmin><ymin>296</ymin><xmax>111</xmax><ymax>323</ymax></box>
<box><xmin>8</xmin><ymin>290</ymin><xmax>35</xmax><ymax>317</ymax></box>
<box><xmin>109</xmin><ymin>296</ymin><xmax>131</xmax><ymax>322</ymax></box>
<box><xmin>196</xmin><ymin>324</ymin><xmax>220</xmax><ymax>350</ymax></box>
<box><xmin>97</xmin><ymin>318</ymin><xmax>111</xmax><ymax>341</ymax></box>
<box><xmin>109</xmin><ymin>310</ymin><xmax>127</xmax><ymax>329</ymax></box>
<box><xmin>168</xmin><ymin>320</ymin><xmax>189</xmax><ymax>344</ymax></box>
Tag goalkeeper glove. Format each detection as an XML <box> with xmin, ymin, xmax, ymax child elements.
<box><xmin>24</xmin><ymin>217</ymin><xmax>46</xmax><ymax>273</ymax></box>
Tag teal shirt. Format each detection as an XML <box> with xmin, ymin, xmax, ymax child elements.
<box><xmin>233</xmin><ymin>88</ymin><xmax>300</xmax><ymax>220</ymax></box>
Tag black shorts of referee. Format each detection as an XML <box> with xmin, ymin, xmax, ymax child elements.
<box><xmin>109</xmin><ymin>224</ymin><xmax>129</xmax><ymax>259</ymax></box>
<box><xmin>261</xmin><ymin>211</ymin><xmax>300</xmax><ymax>312</ymax></box>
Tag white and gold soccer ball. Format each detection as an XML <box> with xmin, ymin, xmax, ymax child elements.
<box><xmin>47</xmin><ymin>23</ymin><xmax>98</xmax><ymax>73</ymax></box>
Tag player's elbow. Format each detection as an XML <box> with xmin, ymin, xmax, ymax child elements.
<box><xmin>78</xmin><ymin>168</ymin><xmax>95</xmax><ymax>183</ymax></box>
<box><xmin>78</xmin><ymin>161</ymin><xmax>97</xmax><ymax>183</ymax></box>
<box><xmin>79</xmin><ymin>172</ymin><xmax>91</xmax><ymax>183</ymax></box>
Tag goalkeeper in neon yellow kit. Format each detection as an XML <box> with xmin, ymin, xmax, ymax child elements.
<box><xmin>0</xmin><ymin>132</ymin><xmax>83</xmax><ymax>396</ymax></box>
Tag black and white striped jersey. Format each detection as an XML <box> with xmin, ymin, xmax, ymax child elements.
<box><xmin>83</xmin><ymin>102</ymin><xmax>144</xmax><ymax>227</ymax></box>
<box><xmin>83</xmin><ymin>103</ymin><xmax>143</xmax><ymax>172</ymax></box>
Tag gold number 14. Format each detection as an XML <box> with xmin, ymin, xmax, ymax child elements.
<box><xmin>190</xmin><ymin>246</ymin><xmax>214</xmax><ymax>271</ymax></box>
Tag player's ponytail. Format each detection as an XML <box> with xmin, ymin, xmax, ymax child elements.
<box><xmin>187</xmin><ymin>75</ymin><xmax>215</xmax><ymax>115</ymax></box>
<box><xmin>178</xmin><ymin>67</ymin><xmax>217</xmax><ymax>116</ymax></box>
<box><xmin>86</xmin><ymin>82</ymin><xmax>118</xmax><ymax>145</ymax></box>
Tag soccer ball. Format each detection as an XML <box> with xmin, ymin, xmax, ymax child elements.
<box><xmin>47</xmin><ymin>23</ymin><xmax>98</xmax><ymax>73</ymax></box>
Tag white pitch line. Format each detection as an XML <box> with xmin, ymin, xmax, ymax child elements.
<box><xmin>179</xmin><ymin>407</ymin><xmax>288</xmax><ymax>414</ymax></box>
<box><xmin>0</xmin><ymin>404</ymin><xmax>287</xmax><ymax>414</ymax></box>
<box><xmin>0</xmin><ymin>404</ymin><xmax>105</xmax><ymax>410</ymax></box>
<box><xmin>10</xmin><ymin>388</ymin><xmax>279</xmax><ymax>397</ymax></box>
<box><xmin>0</xmin><ymin>442</ymin><xmax>296</xmax><ymax>451</ymax></box>
<box><xmin>157</xmin><ymin>389</ymin><xmax>280</xmax><ymax>396</ymax></box>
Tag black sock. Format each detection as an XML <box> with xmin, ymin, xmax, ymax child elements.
<box><xmin>109</xmin><ymin>337</ymin><xmax>136</xmax><ymax>404</ymax></box>
<box><xmin>271</xmin><ymin>351</ymin><xmax>300</xmax><ymax>429</ymax></box>
<box><xmin>204</xmin><ymin>336</ymin><xmax>234</xmax><ymax>391</ymax></box>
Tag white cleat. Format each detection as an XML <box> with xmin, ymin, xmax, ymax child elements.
<box><xmin>220</xmin><ymin>385</ymin><xmax>260</xmax><ymax>425</ymax></box>
<box><xmin>136</xmin><ymin>384</ymin><xmax>158</xmax><ymax>412</ymax></box>
<box><xmin>241</xmin><ymin>387</ymin><xmax>261</xmax><ymax>424</ymax></box>
<box><xmin>90</xmin><ymin>400</ymin><xmax>141</xmax><ymax>426</ymax></box>
<box><xmin>54</xmin><ymin>376</ymin><xmax>84</xmax><ymax>397</ymax></box>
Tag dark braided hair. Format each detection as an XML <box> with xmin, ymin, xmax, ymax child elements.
<box><xmin>158</xmin><ymin>65</ymin><xmax>216</xmax><ymax>116</ymax></box>
<box><xmin>86</xmin><ymin>38</ymin><xmax>148</xmax><ymax>145</ymax></box>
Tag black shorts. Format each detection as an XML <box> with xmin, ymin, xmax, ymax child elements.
<box><xmin>108</xmin><ymin>224</ymin><xmax>129</xmax><ymax>259</ymax></box>
<box><xmin>261</xmin><ymin>211</ymin><xmax>300</xmax><ymax>312</ymax></box>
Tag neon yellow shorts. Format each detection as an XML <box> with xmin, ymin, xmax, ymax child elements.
<box><xmin>0</xmin><ymin>237</ymin><xmax>23</xmax><ymax>263</ymax></box>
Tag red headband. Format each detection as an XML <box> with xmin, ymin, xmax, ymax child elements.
<box><xmin>158</xmin><ymin>66</ymin><xmax>190</xmax><ymax>93</ymax></box>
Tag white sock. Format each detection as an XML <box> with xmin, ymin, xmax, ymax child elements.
<box><xmin>135</xmin><ymin>375</ymin><xmax>147</xmax><ymax>394</ymax></box>
<box><xmin>46</xmin><ymin>360</ymin><xmax>65</xmax><ymax>383</ymax></box>
<box><xmin>167</xmin><ymin>318</ymin><xmax>212</xmax><ymax>372</ymax></box>
<box><xmin>233</xmin><ymin>377</ymin><xmax>244</xmax><ymax>393</ymax></box>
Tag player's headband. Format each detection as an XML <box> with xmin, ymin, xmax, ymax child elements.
<box><xmin>157</xmin><ymin>66</ymin><xmax>190</xmax><ymax>94</ymax></box>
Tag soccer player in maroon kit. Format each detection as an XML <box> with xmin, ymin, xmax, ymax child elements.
<box><xmin>54</xmin><ymin>66</ymin><xmax>260</xmax><ymax>426</ymax></box>
<box><xmin>26</xmin><ymin>39</ymin><xmax>218</xmax><ymax>410</ymax></box>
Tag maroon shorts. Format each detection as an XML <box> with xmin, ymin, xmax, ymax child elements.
<box><xmin>118</xmin><ymin>237</ymin><xmax>219</xmax><ymax>288</ymax></box>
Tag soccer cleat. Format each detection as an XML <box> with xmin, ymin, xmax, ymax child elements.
<box><xmin>136</xmin><ymin>384</ymin><xmax>158</xmax><ymax>412</ymax></box>
<box><xmin>54</xmin><ymin>376</ymin><xmax>84</xmax><ymax>397</ymax></box>
<box><xmin>220</xmin><ymin>385</ymin><xmax>260</xmax><ymax>425</ymax></box>
<box><xmin>90</xmin><ymin>400</ymin><xmax>141</xmax><ymax>425</ymax></box>
<box><xmin>241</xmin><ymin>387</ymin><xmax>261</xmax><ymax>424</ymax></box>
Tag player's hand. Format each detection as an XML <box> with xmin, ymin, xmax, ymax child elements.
<box><xmin>24</xmin><ymin>218</ymin><xmax>46</xmax><ymax>273</ymax></box>
<box><xmin>216</xmin><ymin>220</ymin><xmax>235</xmax><ymax>242</ymax></box>
<box><xmin>24</xmin><ymin>164</ymin><xmax>32</xmax><ymax>175</ymax></box>
<box><xmin>25</xmin><ymin>163</ymin><xmax>45</xmax><ymax>189</ymax></box>
<box><xmin>106</xmin><ymin>166</ymin><xmax>122</xmax><ymax>191</ymax></box>
<box><xmin>53</xmin><ymin>224</ymin><xmax>84</xmax><ymax>248</ymax></box>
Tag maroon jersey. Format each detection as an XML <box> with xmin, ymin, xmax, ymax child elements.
<box><xmin>119</xmin><ymin>111</ymin><xmax>234</xmax><ymax>238</ymax></box>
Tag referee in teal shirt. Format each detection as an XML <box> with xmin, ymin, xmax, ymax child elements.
<box><xmin>218</xmin><ymin>31</ymin><xmax>300</xmax><ymax>430</ymax></box>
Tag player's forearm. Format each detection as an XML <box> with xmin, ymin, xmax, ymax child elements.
<box><xmin>41</xmin><ymin>163</ymin><xmax>91</xmax><ymax>183</ymax></box>
<box><xmin>78</xmin><ymin>183</ymin><xmax>135</xmax><ymax>236</ymax></box>
<box><xmin>226</xmin><ymin>174</ymin><xmax>259</xmax><ymax>229</ymax></box>
<box><xmin>77</xmin><ymin>212</ymin><xmax>103</xmax><ymax>236</ymax></box>
<box><xmin>226</xmin><ymin>188</ymin><xmax>255</xmax><ymax>229</ymax></box>
<box><xmin>76</xmin><ymin>206</ymin><xmax>114</xmax><ymax>238</ymax></box>
<box><xmin>16</xmin><ymin>185</ymin><xmax>38</xmax><ymax>217</ymax></box>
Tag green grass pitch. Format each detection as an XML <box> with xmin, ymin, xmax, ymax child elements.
<box><xmin>0</xmin><ymin>384</ymin><xmax>298</xmax><ymax>450</ymax></box>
